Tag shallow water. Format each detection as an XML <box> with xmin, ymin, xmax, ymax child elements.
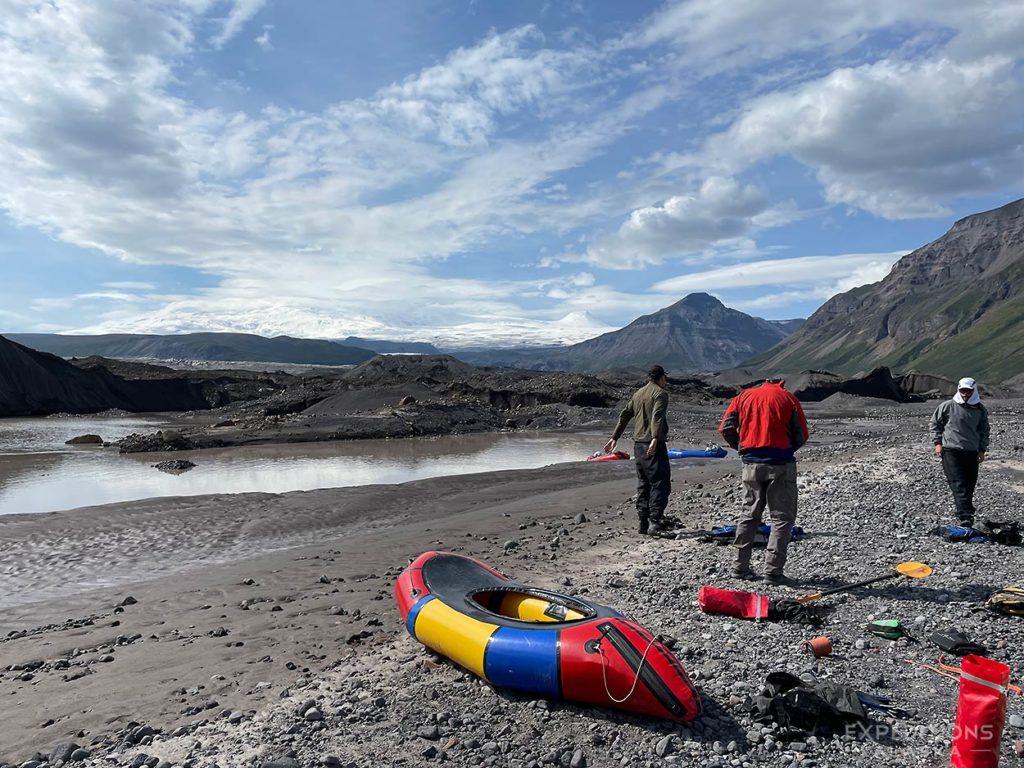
<box><xmin>0</xmin><ymin>416</ymin><xmax>612</xmax><ymax>515</ymax></box>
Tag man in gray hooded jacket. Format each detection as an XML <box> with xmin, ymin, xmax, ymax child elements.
<box><xmin>929</xmin><ymin>377</ymin><xmax>990</xmax><ymax>526</ymax></box>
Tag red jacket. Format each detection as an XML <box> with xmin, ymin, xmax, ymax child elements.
<box><xmin>718</xmin><ymin>381</ymin><xmax>809</xmax><ymax>463</ymax></box>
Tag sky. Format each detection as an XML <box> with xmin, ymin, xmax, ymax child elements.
<box><xmin>1</xmin><ymin>0</ymin><xmax>1023</xmax><ymax>348</ymax></box>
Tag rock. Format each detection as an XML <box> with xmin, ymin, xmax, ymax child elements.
<box><xmin>98</xmin><ymin>654</ymin><xmax>115</xmax><ymax>663</ymax></box>
<box><xmin>417</xmin><ymin>725</ymin><xmax>441</xmax><ymax>740</ymax></box>
<box><xmin>119</xmin><ymin>596</ymin><xmax>138</xmax><ymax>606</ymax></box>
<box><xmin>65</xmin><ymin>434</ymin><xmax>102</xmax><ymax>445</ymax></box>
<box><xmin>152</xmin><ymin>459</ymin><xmax>196</xmax><ymax>474</ymax></box>
<box><xmin>129</xmin><ymin>755</ymin><xmax>150</xmax><ymax>768</ymax></box>
<box><xmin>1010</xmin><ymin>714</ymin><xmax>1024</xmax><ymax>729</ymax></box>
<box><xmin>420</xmin><ymin>745</ymin><xmax>438</xmax><ymax>759</ymax></box>
<box><xmin>319</xmin><ymin>574</ymin><xmax>331</xmax><ymax>584</ymax></box>
<box><xmin>1014</xmin><ymin>740</ymin><xmax>1024</xmax><ymax>758</ymax></box>
<box><xmin>70</xmin><ymin>750</ymin><xmax>90</xmax><ymax>761</ymax></box>
<box><xmin>228</xmin><ymin>711</ymin><xmax>245</xmax><ymax>724</ymax></box>
<box><xmin>262</xmin><ymin>760</ymin><xmax>300</xmax><ymax>768</ymax></box>
<box><xmin>399</xmin><ymin>396</ymin><xmax>417</xmax><ymax>406</ymax></box>
<box><xmin>49</xmin><ymin>743</ymin><xmax>81</xmax><ymax>764</ymax></box>
<box><xmin>320</xmin><ymin>757</ymin><xmax>341</xmax><ymax>767</ymax></box>
<box><xmin>304</xmin><ymin>707</ymin><xmax>324</xmax><ymax>722</ymax></box>
<box><xmin>573</xmin><ymin>512</ymin><xmax>588</xmax><ymax>524</ymax></box>
<box><xmin>655</xmin><ymin>735</ymin><xmax>674</xmax><ymax>757</ymax></box>
<box><xmin>570</xmin><ymin>749</ymin><xmax>586</xmax><ymax>768</ymax></box>
<box><xmin>503</xmin><ymin>539</ymin><xmax>519</xmax><ymax>551</ymax></box>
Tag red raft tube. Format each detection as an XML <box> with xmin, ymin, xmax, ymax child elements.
<box><xmin>395</xmin><ymin>552</ymin><xmax>701</xmax><ymax>722</ymax></box>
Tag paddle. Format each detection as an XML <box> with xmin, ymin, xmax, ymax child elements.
<box><xmin>797</xmin><ymin>561</ymin><xmax>933</xmax><ymax>604</ymax></box>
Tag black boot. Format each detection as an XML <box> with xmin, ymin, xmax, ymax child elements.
<box><xmin>638</xmin><ymin>515</ymin><xmax>649</xmax><ymax>534</ymax></box>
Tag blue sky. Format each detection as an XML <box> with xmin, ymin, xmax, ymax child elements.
<box><xmin>1</xmin><ymin>1</ymin><xmax>1022</xmax><ymax>347</ymax></box>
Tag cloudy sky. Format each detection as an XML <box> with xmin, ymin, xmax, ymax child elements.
<box><xmin>1</xmin><ymin>0</ymin><xmax>1022</xmax><ymax>347</ymax></box>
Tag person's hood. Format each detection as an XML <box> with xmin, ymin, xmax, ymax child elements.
<box><xmin>953</xmin><ymin>381</ymin><xmax>982</xmax><ymax>406</ymax></box>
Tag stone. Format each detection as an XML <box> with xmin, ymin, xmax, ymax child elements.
<box><xmin>119</xmin><ymin>596</ymin><xmax>138</xmax><ymax>606</ymax></box>
<box><xmin>304</xmin><ymin>707</ymin><xmax>324</xmax><ymax>722</ymax></box>
<box><xmin>49</xmin><ymin>743</ymin><xmax>81</xmax><ymax>764</ymax></box>
<box><xmin>69</xmin><ymin>750</ymin><xmax>90</xmax><ymax>762</ymax></box>
<box><xmin>570</xmin><ymin>749</ymin><xmax>586</xmax><ymax>768</ymax></box>
<box><xmin>418</xmin><ymin>725</ymin><xmax>441</xmax><ymax>740</ymax></box>
<box><xmin>574</xmin><ymin>513</ymin><xmax>588</xmax><ymax>524</ymax></box>
<box><xmin>228</xmin><ymin>711</ymin><xmax>245</xmax><ymax>724</ymax></box>
<box><xmin>1010</xmin><ymin>714</ymin><xmax>1024</xmax><ymax>729</ymax></box>
<box><xmin>655</xmin><ymin>736</ymin><xmax>674</xmax><ymax>757</ymax></box>
<box><xmin>262</xmin><ymin>760</ymin><xmax>300</xmax><ymax>768</ymax></box>
<box><xmin>65</xmin><ymin>434</ymin><xmax>103</xmax><ymax>445</ymax></box>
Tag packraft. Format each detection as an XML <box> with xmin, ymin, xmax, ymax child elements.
<box><xmin>667</xmin><ymin>447</ymin><xmax>728</xmax><ymax>459</ymax></box>
<box><xmin>701</xmin><ymin>524</ymin><xmax>806</xmax><ymax>546</ymax></box>
<box><xmin>930</xmin><ymin>525</ymin><xmax>990</xmax><ymax>544</ymax></box>
<box><xmin>951</xmin><ymin>656</ymin><xmax>1012</xmax><ymax>768</ymax></box>
<box><xmin>586</xmin><ymin>450</ymin><xmax>630</xmax><ymax>462</ymax></box>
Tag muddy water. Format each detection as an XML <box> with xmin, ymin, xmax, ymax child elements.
<box><xmin>0</xmin><ymin>416</ymin><xmax>611</xmax><ymax>515</ymax></box>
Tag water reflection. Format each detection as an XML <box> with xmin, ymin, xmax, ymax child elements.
<box><xmin>0</xmin><ymin>422</ymin><xmax>609</xmax><ymax>515</ymax></box>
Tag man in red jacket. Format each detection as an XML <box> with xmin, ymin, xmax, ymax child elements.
<box><xmin>718</xmin><ymin>377</ymin><xmax>809</xmax><ymax>585</ymax></box>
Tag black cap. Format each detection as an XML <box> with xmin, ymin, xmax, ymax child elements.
<box><xmin>648</xmin><ymin>365</ymin><xmax>666</xmax><ymax>381</ymax></box>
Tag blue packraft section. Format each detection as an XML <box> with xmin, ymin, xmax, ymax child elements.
<box><xmin>932</xmin><ymin>525</ymin><xmax>990</xmax><ymax>544</ymax></box>
<box><xmin>708</xmin><ymin>524</ymin><xmax>805</xmax><ymax>543</ymax></box>
<box><xmin>668</xmin><ymin>447</ymin><xmax>728</xmax><ymax>459</ymax></box>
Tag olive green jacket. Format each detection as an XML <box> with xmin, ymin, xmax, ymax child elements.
<box><xmin>612</xmin><ymin>382</ymin><xmax>669</xmax><ymax>443</ymax></box>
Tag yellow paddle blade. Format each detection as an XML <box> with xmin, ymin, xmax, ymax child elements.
<box><xmin>895</xmin><ymin>561</ymin><xmax>932</xmax><ymax>579</ymax></box>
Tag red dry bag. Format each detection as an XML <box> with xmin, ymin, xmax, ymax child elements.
<box><xmin>697</xmin><ymin>586</ymin><xmax>769</xmax><ymax>621</ymax></box>
<box><xmin>950</xmin><ymin>655</ymin><xmax>1010</xmax><ymax>768</ymax></box>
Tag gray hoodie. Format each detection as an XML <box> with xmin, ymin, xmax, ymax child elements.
<box><xmin>929</xmin><ymin>399</ymin><xmax>990</xmax><ymax>452</ymax></box>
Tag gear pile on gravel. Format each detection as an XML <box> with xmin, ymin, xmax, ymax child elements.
<box><xmin>3</xmin><ymin>402</ymin><xmax>1024</xmax><ymax>767</ymax></box>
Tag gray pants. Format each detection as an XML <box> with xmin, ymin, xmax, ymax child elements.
<box><xmin>733</xmin><ymin>462</ymin><xmax>798</xmax><ymax>577</ymax></box>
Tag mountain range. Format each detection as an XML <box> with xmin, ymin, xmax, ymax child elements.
<box><xmin>457</xmin><ymin>294</ymin><xmax>803</xmax><ymax>372</ymax></box>
<box><xmin>753</xmin><ymin>197</ymin><xmax>1024</xmax><ymax>382</ymax></box>
<box><xmin>4</xmin><ymin>332</ymin><xmax>375</xmax><ymax>366</ymax></box>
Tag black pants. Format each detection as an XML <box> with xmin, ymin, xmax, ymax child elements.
<box><xmin>942</xmin><ymin>448</ymin><xmax>980</xmax><ymax>524</ymax></box>
<box><xmin>635</xmin><ymin>440</ymin><xmax>671</xmax><ymax>524</ymax></box>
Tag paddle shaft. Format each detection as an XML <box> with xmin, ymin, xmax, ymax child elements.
<box><xmin>797</xmin><ymin>572</ymin><xmax>898</xmax><ymax>604</ymax></box>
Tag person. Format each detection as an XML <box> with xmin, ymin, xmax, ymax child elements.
<box><xmin>718</xmin><ymin>377</ymin><xmax>809</xmax><ymax>585</ymax></box>
<box><xmin>604</xmin><ymin>365</ymin><xmax>671</xmax><ymax>536</ymax></box>
<box><xmin>929</xmin><ymin>377</ymin><xmax>990</xmax><ymax>527</ymax></box>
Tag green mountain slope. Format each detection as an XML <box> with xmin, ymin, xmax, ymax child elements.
<box><xmin>750</xmin><ymin>197</ymin><xmax>1024</xmax><ymax>382</ymax></box>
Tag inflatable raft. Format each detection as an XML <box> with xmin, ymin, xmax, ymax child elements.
<box><xmin>668</xmin><ymin>447</ymin><xmax>728</xmax><ymax>459</ymax></box>
<box><xmin>586</xmin><ymin>450</ymin><xmax>630</xmax><ymax>462</ymax></box>
<box><xmin>395</xmin><ymin>552</ymin><xmax>701</xmax><ymax>722</ymax></box>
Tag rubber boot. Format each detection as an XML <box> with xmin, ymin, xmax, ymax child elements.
<box><xmin>637</xmin><ymin>514</ymin><xmax>649</xmax><ymax>535</ymax></box>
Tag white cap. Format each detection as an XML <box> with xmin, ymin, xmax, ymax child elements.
<box><xmin>958</xmin><ymin>377</ymin><xmax>977</xmax><ymax>390</ymax></box>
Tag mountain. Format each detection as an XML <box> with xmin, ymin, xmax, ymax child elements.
<box><xmin>0</xmin><ymin>335</ymin><xmax>209</xmax><ymax>417</ymax></box>
<box><xmin>341</xmin><ymin>337</ymin><xmax>439</xmax><ymax>354</ymax></box>
<box><xmin>4</xmin><ymin>332</ymin><xmax>376</xmax><ymax>366</ymax></box>
<box><xmin>750</xmin><ymin>197</ymin><xmax>1024</xmax><ymax>382</ymax></box>
<box><xmin>456</xmin><ymin>294</ymin><xmax>800</xmax><ymax>372</ymax></box>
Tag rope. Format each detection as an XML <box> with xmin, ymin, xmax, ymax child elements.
<box><xmin>599</xmin><ymin>634</ymin><xmax>659</xmax><ymax>704</ymax></box>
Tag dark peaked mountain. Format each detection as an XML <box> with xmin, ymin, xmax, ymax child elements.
<box><xmin>457</xmin><ymin>294</ymin><xmax>801</xmax><ymax>372</ymax></box>
<box><xmin>0</xmin><ymin>335</ymin><xmax>209</xmax><ymax>417</ymax></box>
<box><xmin>751</xmin><ymin>197</ymin><xmax>1024</xmax><ymax>382</ymax></box>
<box><xmin>5</xmin><ymin>332</ymin><xmax>375</xmax><ymax>366</ymax></box>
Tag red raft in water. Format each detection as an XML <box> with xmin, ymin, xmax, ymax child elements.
<box><xmin>395</xmin><ymin>552</ymin><xmax>701</xmax><ymax>722</ymax></box>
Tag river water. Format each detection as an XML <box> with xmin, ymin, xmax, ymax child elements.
<box><xmin>0</xmin><ymin>415</ymin><xmax>612</xmax><ymax>516</ymax></box>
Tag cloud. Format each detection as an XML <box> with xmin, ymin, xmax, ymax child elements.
<box><xmin>211</xmin><ymin>0</ymin><xmax>268</xmax><ymax>49</ymax></box>
<box><xmin>701</xmin><ymin>56</ymin><xmax>1024</xmax><ymax>218</ymax></box>
<box><xmin>102</xmin><ymin>281</ymin><xmax>157</xmax><ymax>291</ymax></box>
<box><xmin>571</xmin><ymin>177</ymin><xmax>794</xmax><ymax>268</ymax></box>
<box><xmin>254</xmin><ymin>24</ymin><xmax>272</xmax><ymax>50</ymax></box>
<box><xmin>653</xmin><ymin>251</ymin><xmax>905</xmax><ymax>314</ymax></box>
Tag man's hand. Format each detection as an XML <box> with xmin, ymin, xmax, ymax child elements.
<box><xmin>647</xmin><ymin>439</ymin><xmax>658</xmax><ymax>457</ymax></box>
<box><xmin>934</xmin><ymin>444</ymin><xmax>943</xmax><ymax>458</ymax></box>
<box><xmin>978</xmin><ymin>451</ymin><xmax>986</xmax><ymax>464</ymax></box>
<box><xmin>604</xmin><ymin>438</ymin><xmax>616</xmax><ymax>454</ymax></box>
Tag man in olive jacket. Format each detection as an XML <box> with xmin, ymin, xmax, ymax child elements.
<box><xmin>605</xmin><ymin>365</ymin><xmax>671</xmax><ymax>536</ymax></box>
<box><xmin>929</xmin><ymin>377</ymin><xmax>990</xmax><ymax>526</ymax></box>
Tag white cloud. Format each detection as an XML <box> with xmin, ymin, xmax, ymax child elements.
<box><xmin>254</xmin><ymin>24</ymin><xmax>272</xmax><ymax>50</ymax></box>
<box><xmin>211</xmin><ymin>0</ymin><xmax>268</xmax><ymax>49</ymax></box>
<box><xmin>102</xmin><ymin>281</ymin><xmax>157</xmax><ymax>291</ymax></box>
<box><xmin>653</xmin><ymin>252</ymin><xmax>905</xmax><ymax>315</ymax></box>
<box><xmin>701</xmin><ymin>56</ymin><xmax>1024</xmax><ymax>218</ymax></box>
<box><xmin>572</xmin><ymin>177</ymin><xmax>794</xmax><ymax>269</ymax></box>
